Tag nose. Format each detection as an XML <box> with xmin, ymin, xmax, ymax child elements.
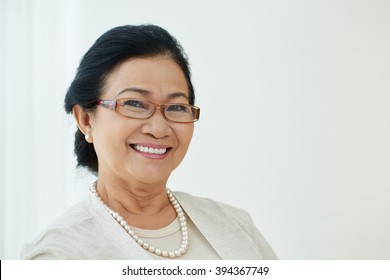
<box><xmin>140</xmin><ymin>108</ymin><xmax>172</xmax><ymax>139</ymax></box>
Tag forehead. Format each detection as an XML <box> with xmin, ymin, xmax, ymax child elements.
<box><xmin>102</xmin><ymin>56</ymin><xmax>189</xmax><ymax>99</ymax></box>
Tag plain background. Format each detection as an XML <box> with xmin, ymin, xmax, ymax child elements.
<box><xmin>1</xmin><ymin>0</ymin><xmax>389</xmax><ymax>259</ymax></box>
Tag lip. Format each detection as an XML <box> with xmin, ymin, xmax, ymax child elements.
<box><xmin>129</xmin><ymin>143</ymin><xmax>172</xmax><ymax>159</ymax></box>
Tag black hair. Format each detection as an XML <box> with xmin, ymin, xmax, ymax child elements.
<box><xmin>64</xmin><ymin>24</ymin><xmax>194</xmax><ymax>174</ymax></box>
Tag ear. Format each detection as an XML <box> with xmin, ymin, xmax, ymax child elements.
<box><xmin>73</xmin><ymin>105</ymin><xmax>93</xmax><ymax>137</ymax></box>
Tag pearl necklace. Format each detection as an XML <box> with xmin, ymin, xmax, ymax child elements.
<box><xmin>90</xmin><ymin>184</ymin><xmax>189</xmax><ymax>258</ymax></box>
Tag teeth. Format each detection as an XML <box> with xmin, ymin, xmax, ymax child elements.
<box><xmin>134</xmin><ymin>145</ymin><xmax>167</xmax><ymax>155</ymax></box>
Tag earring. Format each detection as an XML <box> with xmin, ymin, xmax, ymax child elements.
<box><xmin>85</xmin><ymin>133</ymin><xmax>92</xmax><ymax>142</ymax></box>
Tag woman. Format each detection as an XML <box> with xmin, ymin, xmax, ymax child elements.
<box><xmin>22</xmin><ymin>25</ymin><xmax>277</xmax><ymax>260</ymax></box>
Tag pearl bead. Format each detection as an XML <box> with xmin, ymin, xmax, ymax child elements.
<box><xmin>162</xmin><ymin>251</ymin><xmax>168</xmax><ymax>257</ymax></box>
<box><xmin>175</xmin><ymin>250</ymin><xmax>182</xmax><ymax>257</ymax></box>
<box><xmin>155</xmin><ymin>249</ymin><xmax>162</xmax><ymax>255</ymax></box>
<box><xmin>169</xmin><ymin>252</ymin><xmax>175</xmax><ymax>258</ymax></box>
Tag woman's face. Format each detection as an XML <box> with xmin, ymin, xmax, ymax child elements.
<box><xmin>90</xmin><ymin>56</ymin><xmax>194</xmax><ymax>185</ymax></box>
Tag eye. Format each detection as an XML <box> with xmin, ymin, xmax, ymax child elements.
<box><xmin>123</xmin><ymin>99</ymin><xmax>146</xmax><ymax>109</ymax></box>
<box><xmin>166</xmin><ymin>104</ymin><xmax>188</xmax><ymax>112</ymax></box>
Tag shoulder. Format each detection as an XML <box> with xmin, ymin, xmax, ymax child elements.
<box><xmin>21</xmin><ymin>198</ymin><xmax>98</xmax><ymax>259</ymax></box>
<box><xmin>175</xmin><ymin>191</ymin><xmax>260</xmax><ymax>234</ymax></box>
<box><xmin>50</xmin><ymin>198</ymin><xmax>93</xmax><ymax>227</ymax></box>
<box><xmin>174</xmin><ymin>191</ymin><xmax>242</xmax><ymax>212</ymax></box>
<box><xmin>174</xmin><ymin>191</ymin><xmax>253</xmax><ymax>224</ymax></box>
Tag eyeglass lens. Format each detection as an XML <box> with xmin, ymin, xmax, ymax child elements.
<box><xmin>117</xmin><ymin>99</ymin><xmax>198</xmax><ymax>122</ymax></box>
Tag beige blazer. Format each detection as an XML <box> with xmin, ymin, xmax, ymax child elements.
<box><xmin>22</xmin><ymin>191</ymin><xmax>277</xmax><ymax>260</ymax></box>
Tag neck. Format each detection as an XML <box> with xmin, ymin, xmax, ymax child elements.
<box><xmin>95</xmin><ymin>175</ymin><xmax>175</xmax><ymax>229</ymax></box>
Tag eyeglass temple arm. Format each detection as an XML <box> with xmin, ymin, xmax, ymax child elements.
<box><xmin>98</xmin><ymin>100</ymin><xmax>116</xmax><ymax>110</ymax></box>
<box><xmin>193</xmin><ymin>107</ymin><xmax>200</xmax><ymax>121</ymax></box>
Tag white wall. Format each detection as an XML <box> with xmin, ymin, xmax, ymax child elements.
<box><xmin>1</xmin><ymin>0</ymin><xmax>389</xmax><ymax>259</ymax></box>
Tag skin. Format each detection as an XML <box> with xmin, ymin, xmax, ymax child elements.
<box><xmin>73</xmin><ymin>56</ymin><xmax>194</xmax><ymax>229</ymax></box>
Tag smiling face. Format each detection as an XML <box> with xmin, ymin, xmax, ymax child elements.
<box><xmin>89</xmin><ymin>56</ymin><xmax>194</xmax><ymax>186</ymax></box>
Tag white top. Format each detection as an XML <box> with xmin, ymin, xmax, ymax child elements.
<box><xmin>22</xmin><ymin>190</ymin><xmax>277</xmax><ymax>260</ymax></box>
<box><xmin>132</xmin><ymin>218</ymin><xmax>220</xmax><ymax>260</ymax></box>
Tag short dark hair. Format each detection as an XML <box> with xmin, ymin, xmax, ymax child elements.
<box><xmin>64</xmin><ymin>24</ymin><xmax>195</xmax><ymax>174</ymax></box>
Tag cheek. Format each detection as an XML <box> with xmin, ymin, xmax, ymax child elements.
<box><xmin>176</xmin><ymin>125</ymin><xmax>194</xmax><ymax>149</ymax></box>
<box><xmin>92</xmin><ymin>115</ymin><xmax>133</xmax><ymax>153</ymax></box>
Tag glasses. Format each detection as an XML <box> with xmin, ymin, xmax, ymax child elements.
<box><xmin>97</xmin><ymin>98</ymin><xmax>200</xmax><ymax>123</ymax></box>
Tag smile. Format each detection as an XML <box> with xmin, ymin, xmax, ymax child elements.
<box><xmin>131</xmin><ymin>144</ymin><xmax>169</xmax><ymax>155</ymax></box>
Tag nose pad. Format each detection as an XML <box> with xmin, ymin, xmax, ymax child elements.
<box><xmin>155</xmin><ymin>105</ymin><xmax>169</xmax><ymax>121</ymax></box>
<box><xmin>152</xmin><ymin>106</ymin><xmax>167</xmax><ymax>120</ymax></box>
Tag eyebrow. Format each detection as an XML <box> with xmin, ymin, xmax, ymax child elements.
<box><xmin>116</xmin><ymin>87</ymin><xmax>150</xmax><ymax>96</ymax></box>
<box><xmin>116</xmin><ymin>87</ymin><xmax>189</xmax><ymax>100</ymax></box>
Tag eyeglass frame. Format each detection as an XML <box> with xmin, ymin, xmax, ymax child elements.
<box><xmin>97</xmin><ymin>98</ymin><xmax>200</xmax><ymax>123</ymax></box>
